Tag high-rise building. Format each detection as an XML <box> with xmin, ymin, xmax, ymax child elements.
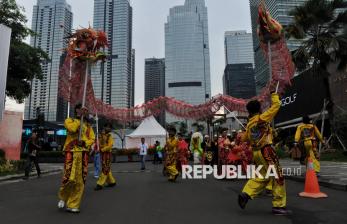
<box><xmin>223</xmin><ymin>30</ymin><xmax>256</xmax><ymax>99</ymax></box>
<box><xmin>129</xmin><ymin>49</ymin><xmax>135</xmax><ymax>108</ymax></box>
<box><xmin>249</xmin><ymin>0</ymin><xmax>307</xmax><ymax>93</ymax></box>
<box><xmin>223</xmin><ymin>64</ymin><xmax>256</xmax><ymax>99</ymax></box>
<box><xmin>145</xmin><ymin>58</ymin><xmax>165</xmax><ymax>125</ymax></box>
<box><xmin>24</xmin><ymin>0</ymin><xmax>73</xmax><ymax>122</ymax></box>
<box><xmin>165</xmin><ymin>0</ymin><xmax>211</xmax><ymax>123</ymax></box>
<box><xmin>224</xmin><ymin>30</ymin><xmax>254</xmax><ymax>66</ymax></box>
<box><xmin>92</xmin><ymin>0</ymin><xmax>133</xmax><ymax>108</ymax></box>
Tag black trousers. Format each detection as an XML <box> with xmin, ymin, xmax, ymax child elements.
<box><xmin>25</xmin><ymin>156</ymin><xmax>41</xmax><ymax>177</ymax></box>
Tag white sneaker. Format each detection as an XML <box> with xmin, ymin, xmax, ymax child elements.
<box><xmin>66</xmin><ymin>207</ymin><xmax>80</xmax><ymax>213</ymax></box>
<box><xmin>57</xmin><ymin>200</ymin><xmax>65</xmax><ymax>209</ymax></box>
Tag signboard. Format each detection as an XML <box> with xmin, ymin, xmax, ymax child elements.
<box><xmin>275</xmin><ymin>72</ymin><xmax>328</xmax><ymax>124</ymax></box>
<box><xmin>0</xmin><ymin>25</ymin><xmax>12</xmax><ymax>121</ymax></box>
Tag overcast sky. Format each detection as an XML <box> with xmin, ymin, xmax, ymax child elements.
<box><xmin>8</xmin><ymin>0</ymin><xmax>252</xmax><ymax>112</ymax></box>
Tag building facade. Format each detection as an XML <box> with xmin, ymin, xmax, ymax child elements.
<box><xmin>249</xmin><ymin>0</ymin><xmax>307</xmax><ymax>93</ymax></box>
<box><xmin>24</xmin><ymin>0</ymin><xmax>73</xmax><ymax>121</ymax></box>
<box><xmin>224</xmin><ymin>30</ymin><xmax>254</xmax><ymax>66</ymax></box>
<box><xmin>165</xmin><ymin>0</ymin><xmax>211</xmax><ymax>123</ymax></box>
<box><xmin>145</xmin><ymin>58</ymin><xmax>166</xmax><ymax>125</ymax></box>
<box><xmin>223</xmin><ymin>64</ymin><xmax>256</xmax><ymax>99</ymax></box>
<box><xmin>92</xmin><ymin>0</ymin><xmax>134</xmax><ymax>108</ymax></box>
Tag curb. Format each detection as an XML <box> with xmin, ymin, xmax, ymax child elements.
<box><xmin>285</xmin><ymin>175</ymin><xmax>347</xmax><ymax>191</ymax></box>
<box><xmin>0</xmin><ymin>168</ymin><xmax>63</xmax><ymax>182</ymax></box>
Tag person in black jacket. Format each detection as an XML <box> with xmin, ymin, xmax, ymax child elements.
<box><xmin>23</xmin><ymin>131</ymin><xmax>41</xmax><ymax>179</ymax></box>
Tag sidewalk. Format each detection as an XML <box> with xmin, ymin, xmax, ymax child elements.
<box><xmin>281</xmin><ymin>159</ymin><xmax>347</xmax><ymax>191</ymax></box>
<box><xmin>0</xmin><ymin>163</ymin><xmax>63</xmax><ymax>182</ymax></box>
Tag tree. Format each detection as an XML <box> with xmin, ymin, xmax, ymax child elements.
<box><xmin>286</xmin><ymin>0</ymin><xmax>347</xmax><ymax>73</ymax></box>
<box><xmin>285</xmin><ymin>0</ymin><xmax>347</xmax><ymax>129</ymax></box>
<box><xmin>0</xmin><ymin>0</ymin><xmax>48</xmax><ymax>103</ymax></box>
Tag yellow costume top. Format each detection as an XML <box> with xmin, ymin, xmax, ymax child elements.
<box><xmin>294</xmin><ymin>124</ymin><xmax>323</xmax><ymax>143</ymax></box>
<box><xmin>63</xmin><ymin>118</ymin><xmax>95</xmax><ymax>152</ymax></box>
<box><xmin>166</xmin><ymin>137</ymin><xmax>178</xmax><ymax>155</ymax></box>
<box><xmin>242</xmin><ymin>93</ymin><xmax>281</xmax><ymax>150</ymax></box>
<box><xmin>99</xmin><ymin>133</ymin><xmax>114</xmax><ymax>152</ymax></box>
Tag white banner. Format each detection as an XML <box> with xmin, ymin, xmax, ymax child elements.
<box><xmin>0</xmin><ymin>24</ymin><xmax>12</xmax><ymax>121</ymax></box>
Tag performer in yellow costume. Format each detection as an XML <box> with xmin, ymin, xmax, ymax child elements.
<box><xmin>95</xmin><ymin>123</ymin><xmax>116</xmax><ymax>190</ymax></box>
<box><xmin>165</xmin><ymin>127</ymin><xmax>179</xmax><ymax>182</ymax></box>
<box><xmin>294</xmin><ymin>116</ymin><xmax>324</xmax><ymax>174</ymax></box>
<box><xmin>238</xmin><ymin>93</ymin><xmax>288</xmax><ymax>215</ymax></box>
<box><xmin>58</xmin><ymin>104</ymin><xmax>95</xmax><ymax>213</ymax></box>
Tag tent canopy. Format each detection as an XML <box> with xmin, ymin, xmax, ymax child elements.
<box><xmin>127</xmin><ymin>116</ymin><xmax>167</xmax><ymax>138</ymax></box>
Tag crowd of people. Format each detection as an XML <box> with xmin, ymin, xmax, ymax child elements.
<box><xmin>21</xmin><ymin>91</ymin><xmax>325</xmax><ymax>216</ymax></box>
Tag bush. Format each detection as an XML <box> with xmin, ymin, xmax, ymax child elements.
<box><xmin>0</xmin><ymin>159</ymin><xmax>26</xmax><ymax>175</ymax></box>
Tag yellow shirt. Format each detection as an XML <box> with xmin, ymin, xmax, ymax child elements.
<box><xmin>166</xmin><ymin>137</ymin><xmax>178</xmax><ymax>155</ymax></box>
<box><xmin>295</xmin><ymin>123</ymin><xmax>323</xmax><ymax>143</ymax></box>
<box><xmin>242</xmin><ymin>93</ymin><xmax>281</xmax><ymax>150</ymax></box>
<box><xmin>63</xmin><ymin>118</ymin><xmax>94</xmax><ymax>152</ymax></box>
<box><xmin>99</xmin><ymin>133</ymin><xmax>114</xmax><ymax>152</ymax></box>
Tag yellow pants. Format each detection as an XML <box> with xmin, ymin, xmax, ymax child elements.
<box><xmin>97</xmin><ymin>171</ymin><xmax>116</xmax><ymax>186</ymax></box>
<box><xmin>58</xmin><ymin>152</ymin><xmax>85</xmax><ymax>209</ymax></box>
<box><xmin>242</xmin><ymin>150</ymin><xmax>286</xmax><ymax>208</ymax></box>
<box><xmin>166</xmin><ymin>164</ymin><xmax>179</xmax><ymax>180</ymax></box>
<box><xmin>304</xmin><ymin>140</ymin><xmax>320</xmax><ymax>173</ymax></box>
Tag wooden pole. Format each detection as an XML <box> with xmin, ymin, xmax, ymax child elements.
<box><xmin>78</xmin><ymin>61</ymin><xmax>89</xmax><ymax>141</ymax></box>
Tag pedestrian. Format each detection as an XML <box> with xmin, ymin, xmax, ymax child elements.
<box><xmin>153</xmin><ymin>141</ymin><xmax>163</xmax><ymax>164</ymax></box>
<box><xmin>177</xmin><ymin>133</ymin><xmax>189</xmax><ymax>171</ymax></box>
<box><xmin>238</xmin><ymin>92</ymin><xmax>289</xmax><ymax>215</ymax></box>
<box><xmin>202</xmin><ymin>135</ymin><xmax>213</xmax><ymax>165</ymax></box>
<box><xmin>23</xmin><ymin>131</ymin><xmax>41</xmax><ymax>180</ymax></box>
<box><xmin>294</xmin><ymin>116</ymin><xmax>325</xmax><ymax>175</ymax></box>
<box><xmin>164</xmin><ymin>127</ymin><xmax>179</xmax><ymax>182</ymax></box>
<box><xmin>218</xmin><ymin>129</ymin><xmax>231</xmax><ymax>171</ymax></box>
<box><xmin>57</xmin><ymin>104</ymin><xmax>95</xmax><ymax>213</ymax></box>
<box><xmin>90</xmin><ymin>141</ymin><xmax>101</xmax><ymax>179</ymax></box>
<box><xmin>95</xmin><ymin>123</ymin><xmax>116</xmax><ymax>190</ymax></box>
<box><xmin>138</xmin><ymin>137</ymin><xmax>148</xmax><ymax>170</ymax></box>
<box><xmin>190</xmin><ymin>132</ymin><xmax>203</xmax><ymax>164</ymax></box>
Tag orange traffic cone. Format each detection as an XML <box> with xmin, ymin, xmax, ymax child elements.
<box><xmin>299</xmin><ymin>158</ymin><xmax>328</xmax><ymax>198</ymax></box>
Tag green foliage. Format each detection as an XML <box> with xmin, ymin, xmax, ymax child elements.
<box><xmin>0</xmin><ymin>159</ymin><xmax>26</xmax><ymax>175</ymax></box>
<box><xmin>286</xmin><ymin>0</ymin><xmax>347</xmax><ymax>73</ymax></box>
<box><xmin>0</xmin><ymin>0</ymin><xmax>49</xmax><ymax>103</ymax></box>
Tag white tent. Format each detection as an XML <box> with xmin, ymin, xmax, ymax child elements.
<box><xmin>125</xmin><ymin>116</ymin><xmax>167</xmax><ymax>149</ymax></box>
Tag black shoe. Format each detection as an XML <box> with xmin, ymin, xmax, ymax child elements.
<box><xmin>238</xmin><ymin>193</ymin><xmax>250</xmax><ymax>209</ymax></box>
<box><xmin>23</xmin><ymin>176</ymin><xmax>29</xmax><ymax>180</ymax></box>
<box><xmin>106</xmin><ymin>183</ymin><xmax>116</xmax><ymax>188</ymax></box>
<box><xmin>265</xmin><ymin>189</ymin><xmax>272</xmax><ymax>197</ymax></box>
<box><xmin>94</xmin><ymin>185</ymin><xmax>103</xmax><ymax>191</ymax></box>
<box><xmin>272</xmin><ymin>207</ymin><xmax>291</xmax><ymax>215</ymax></box>
<box><xmin>173</xmin><ymin>173</ymin><xmax>179</xmax><ymax>181</ymax></box>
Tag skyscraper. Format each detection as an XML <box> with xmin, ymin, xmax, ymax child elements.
<box><xmin>223</xmin><ymin>64</ymin><xmax>256</xmax><ymax>99</ymax></box>
<box><xmin>224</xmin><ymin>30</ymin><xmax>254</xmax><ymax>66</ymax></box>
<box><xmin>145</xmin><ymin>58</ymin><xmax>165</xmax><ymax>125</ymax></box>
<box><xmin>24</xmin><ymin>0</ymin><xmax>73</xmax><ymax>122</ymax></box>
<box><xmin>249</xmin><ymin>0</ymin><xmax>307</xmax><ymax>93</ymax></box>
<box><xmin>92</xmin><ymin>0</ymin><xmax>134</xmax><ymax>108</ymax></box>
<box><xmin>165</xmin><ymin>0</ymin><xmax>211</xmax><ymax>123</ymax></box>
<box><xmin>223</xmin><ymin>30</ymin><xmax>256</xmax><ymax>99</ymax></box>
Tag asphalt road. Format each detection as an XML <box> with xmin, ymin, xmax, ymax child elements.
<box><xmin>0</xmin><ymin>162</ymin><xmax>346</xmax><ymax>224</ymax></box>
